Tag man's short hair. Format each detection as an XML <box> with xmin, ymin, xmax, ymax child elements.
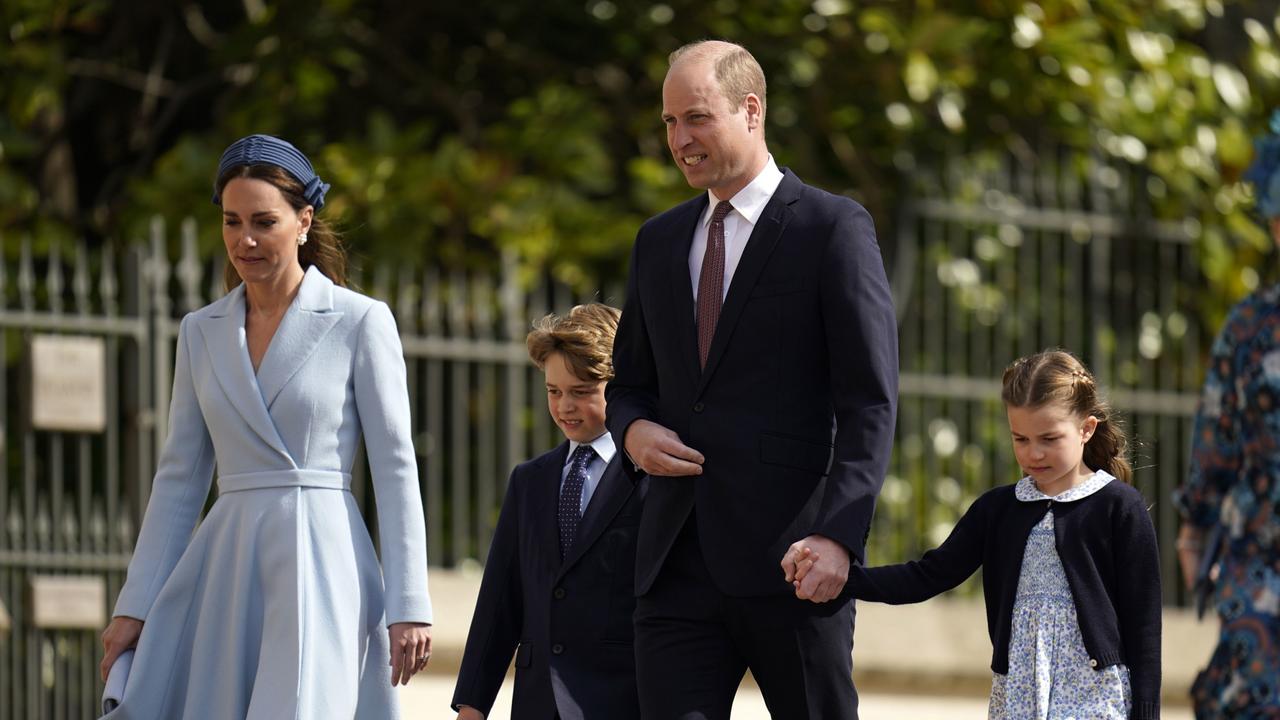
<box><xmin>526</xmin><ymin>303</ymin><xmax>621</xmax><ymax>382</ymax></box>
<box><xmin>669</xmin><ymin>40</ymin><xmax>767</xmax><ymax>120</ymax></box>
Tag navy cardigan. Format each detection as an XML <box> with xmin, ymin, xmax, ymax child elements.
<box><xmin>848</xmin><ymin>479</ymin><xmax>1161</xmax><ymax>720</ymax></box>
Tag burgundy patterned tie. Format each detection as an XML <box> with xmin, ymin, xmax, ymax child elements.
<box><xmin>697</xmin><ymin>200</ymin><xmax>734</xmax><ymax>368</ymax></box>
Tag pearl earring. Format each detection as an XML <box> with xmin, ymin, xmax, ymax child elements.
<box><xmin>297</xmin><ymin>232</ymin><xmax>308</xmax><ymax>246</ymax></box>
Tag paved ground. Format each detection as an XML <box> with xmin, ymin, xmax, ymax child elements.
<box><xmin>408</xmin><ymin>571</ymin><xmax>1203</xmax><ymax>719</ymax></box>
<box><xmin>397</xmin><ymin>673</ymin><xmax>1195</xmax><ymax>719</ymax></box>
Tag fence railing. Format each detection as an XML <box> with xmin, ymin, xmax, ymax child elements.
<box><xmin>0</xmin><ymin>147</ymin><xmax>1225</xmax><ymax>717</ymax></box>
<box><xmin>0</xmin><ymin>222</ymin><xmax>621</xmax><ymax>718</ymax></box>
<box><xmin>880</xmin><ymin>149</ymin><xmax>1215</xmax><ymax>607</ymax></box>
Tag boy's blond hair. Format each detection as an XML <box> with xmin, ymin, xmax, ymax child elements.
<box><xmin>526</xmin><ymin>303</ymin><xmax>621</xmax><ymax>382</ymax></box>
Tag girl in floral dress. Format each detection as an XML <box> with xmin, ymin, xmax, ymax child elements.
<box><xmin>807</xmin><ymin>350</ymin><xmax>1162</xmax><ymax>719</ymax></box>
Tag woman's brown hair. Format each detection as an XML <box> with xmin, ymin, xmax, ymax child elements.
<box><xmin>216</xmin><ymin>164</ymin><xmax>347</xmax><ymax>290</ymax></box>
<box><xmin>1001</xmin><ymin>349</ymin><xmax>1133</xmax><ymax>483</ymax></box>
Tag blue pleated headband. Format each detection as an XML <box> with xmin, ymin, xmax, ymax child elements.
<box><xmin>212</xmin><ymin>134</ymin><xmax>330</xmax><ymax>210</ymax></box>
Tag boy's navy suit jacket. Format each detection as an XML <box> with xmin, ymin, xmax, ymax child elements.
<box><xmin>451</xmin><ymin>441</ymin><xmax>646</xmax><ymax>720</ymax></box>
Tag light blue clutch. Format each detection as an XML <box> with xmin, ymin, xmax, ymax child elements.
<box><xmin>101</xmin><ymin>649</ymin><xmax>134</xmax><ymax>714</ymax></box>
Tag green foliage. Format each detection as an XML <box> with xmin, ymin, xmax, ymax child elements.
<box><xmin>2</xmin><ymin>0</ymin><xmax>1279</xmax><ymax>313</ymax></box>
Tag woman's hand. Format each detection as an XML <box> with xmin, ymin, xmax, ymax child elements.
<box><xmin>388</xmin><ymin>622</ymin><xmax>432</xmax><ymax>686</ymax></box>
<box><xmin>1176</xmin><ymin>525</ymin><xmax>1206</xmax><ymax>592</ymax></box>
<box><xmin>100</xmin><ymin>616</ymin><xmax>144</xmax><ymax>682</ymax></box>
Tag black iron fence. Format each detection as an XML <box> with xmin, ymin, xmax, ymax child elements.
<box><xmin>879</xmin><ymin>149</ymin><xmax>1218</xmax><ymax>607</ymax></box>
<box><xmin>0</xmin><ymin>148</ymin><xmax>1229</xmax><ymax>716</ymax></box>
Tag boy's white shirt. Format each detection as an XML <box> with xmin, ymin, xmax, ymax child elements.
<box><xmin>562</xmin><ymin>431</ymin><xmax>616</xmax><ymax>515</ymax></box>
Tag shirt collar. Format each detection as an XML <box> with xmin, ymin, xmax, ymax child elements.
<box><xmin>1015</xmin><ymin>469</ymin><xmax>1115</xmax><ymax>503</ymax></box>
<box><xmin>567</xmin><ymin>431</ymin><xmax>616</xmax><ymax>467</ymax></box>
<box><xmin>701</xmin><ymin>155</ymin><xmax>784</xmax><ymax>228</ymax></box>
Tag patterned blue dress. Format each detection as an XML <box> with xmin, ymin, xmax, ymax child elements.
<box><xmin>1175</xmin><ymin>283</ymin><xmax>1280</xmax><ymax>718</ymax></box>
<box><xmin>989</xmin><ymin>472</ymin><xmax>1131</xmax><ymax>720</ymax></box>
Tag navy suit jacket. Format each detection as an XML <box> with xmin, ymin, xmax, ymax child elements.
<box><xmin>607</xmin><ymin>169</ymin><xmax>898</xmax><ymax>597</ymax></box>
<box><xmin>451</xmin><ymin>442</ymin><xmax>646</xmax><ymax>720</ymax></box>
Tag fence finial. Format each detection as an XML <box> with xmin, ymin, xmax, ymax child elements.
<box><xmin>73</xmin><ymin>241</ymin><xmax>91</xmax><ymax>314</ymax></box>
<box><xmin>177</xmin><ymin>218</ymin><xmax>203</xmax><ymax>312</ymax></box>
<box><xmin>17</xmin><ymin>236</ymin><xmax>34</xmax><ymax>312</ymax></box>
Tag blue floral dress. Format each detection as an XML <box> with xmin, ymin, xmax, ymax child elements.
<box><xmin>989</xmin><ymin>471</ymin><xmax>1132</xmax><ymax>720</ymax></box>
<box><xmin>1175</xmin><ymin>283</ymin><xmax>1280</xmax><ymax>718</ymax></box>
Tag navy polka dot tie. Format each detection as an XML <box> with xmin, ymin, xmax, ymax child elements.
<box><xmin>559</xmin><ymin>444</ymin><xmax>595</xmax><ymax>560</ymax></box>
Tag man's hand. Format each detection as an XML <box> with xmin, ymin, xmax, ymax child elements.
<box><xmin>389</xmin><ymin>622</ymin><xmax>432</xmax><ymax>686</ymax></box>
<box><xmin>781</xmin><ymin>535</ymin><xmax>850</xmax><ymax>603</ymax></box>
<box><xmin>457</xmin><ymin>706</ymin><xmax>485</xmax><ymax>720</ymax></box>
<box><xmin>624</xmin><ymin>419</ymin><xmax>705</xmax><ymax>476</ymax></box>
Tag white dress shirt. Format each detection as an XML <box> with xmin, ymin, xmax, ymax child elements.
<box><xmin>561</xmin><ymin>431</ymin><xmax>617</xmax><ymax>515</ymax></box>
<box><xmin>688</xmin><ymin>155</ymin><xmax>785</xmax><ymax>304</ymax></box>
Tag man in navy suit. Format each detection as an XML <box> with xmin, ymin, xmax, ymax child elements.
<box><xmin>606</xmin><ymin>40</ymin><xmax>898</xmax><ymax>719</ymax></box>
<box><xmin>453</xmin><ymin>304</ymin><xmax>645</xmax><ymax>720</ymax></box>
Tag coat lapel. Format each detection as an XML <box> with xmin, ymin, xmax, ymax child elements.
<box><xmin>670</xmin><ymin>196</ymin><xmax>709</xmax><ymax>389</ymax></box>
<box><xmin>558</xmin><ymin>455</ymin><xmax>631</xmax><ymax>577</ymax></box>
<box><xmin>695</xmin><ymin>171</ymin><xmax>800</xmax><ymax>398</ymax></box>
<box><xmin>256</xmin><ymin>266</ymin><xmax>344</xmax><ymax>409</ymax></box>
<box><xmin>534</xmin><ymin>442</ymin><xmax>571</xmax><ymax>565</ymax></box>
<box><xmin>196</xmin><ymin>287</ymin><xmax>294</xmax><ymax>464</ymax></box>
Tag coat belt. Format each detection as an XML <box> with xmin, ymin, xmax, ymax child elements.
<box><xmin>217</xmin><ymin>469</ymin><xmax>352</xmax><ymax>493</ymax></box>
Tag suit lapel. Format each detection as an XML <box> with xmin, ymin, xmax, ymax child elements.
<box><xmin>670</xmin><ymin>195</ymin><xmax>709</xmax><ymax>389</ymax></box>
<box><xmin>696</xmin><ymin>172</ymin><xmax>800</xmax><ymax>398</ymax></box>
<box><xmin>558</xmin><ymin>455</ymin><xmax>630</xmax><ymax>577</ymax></box>
<box><xmin>256</xmin><ymin>266</ymin><xmax>344</xmax><ymax>409</ymax></box>
<box><xmin>196</xmin><ymin>287</ymin><xmax>294</xmax><ymax>464</ymax></box>
<box><xmin>534</xmin><ymin>441</ymin><xmax>570</xmax><ymax>565</ymax></box>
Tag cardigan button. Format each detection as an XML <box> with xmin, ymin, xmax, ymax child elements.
<box><xmin>1089</xmin><ymin>658</ymin><xmax>1098</xmax><ymax>668</ymax></box>
<box><xmin>552</xmin><ymin>643</ymin><xmax>565</xmax><ymax>655</ymax></box>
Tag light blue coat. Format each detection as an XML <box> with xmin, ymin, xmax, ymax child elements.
<box><xmin>104</xmin><ymin>265</ymin><xmax>431</xmax><ymax>719</ymax></box>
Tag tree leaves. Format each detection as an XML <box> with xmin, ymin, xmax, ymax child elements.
<box><xmin>1</xmin><ymin>0</ymin><xmax>1277</xmax><ymax>314</ymax></box>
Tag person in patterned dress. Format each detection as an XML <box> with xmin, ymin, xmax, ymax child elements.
<box><xmin>806</xmin><ymin>350</ymin><xmax>1162</xmax><ymax>719</ymax></box>
<box><xmin>1174</xmin><ymin>112</ymin><xmax>1280</xmax><ymax>719</ymax></box>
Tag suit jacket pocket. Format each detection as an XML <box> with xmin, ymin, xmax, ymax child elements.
<box><xmin>749</xmin><ymin>281</ymin><xmax>806</xmax><ymax>299</ymax></box>
<box><xmin>609</xmin><ymin>508</ymin><xmax>642</xmax><ymax>527</ymax></box>
<box><xmin>758</xmin><ymin>433</ymin><xmax>832</xmax><ymax>475</ymax></box>
<box><xmin>515</xmin><ymin>642</ymin><xmax>533</xmax><ymax>668</ymax></box>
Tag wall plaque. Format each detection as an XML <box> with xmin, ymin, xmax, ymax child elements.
<box><xmin>30</xmin><ymin>334</ymin><xmax>107</xmax><ymax>433</ymax></box>
<box><xmin>28</xmin><ymin>575</ymin><xmax>107</xmax><ymax>629</ymax></box>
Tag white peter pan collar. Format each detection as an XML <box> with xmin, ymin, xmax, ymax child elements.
<box><xmin>1015</xmin><ymin>470</ymin><xmax>1115</xmax><ymax>503</ymax></box>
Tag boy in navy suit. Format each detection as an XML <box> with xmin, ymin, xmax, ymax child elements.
<box><xmin>452</xmin><ymin>303</ymin><xmax>645</xmax><ymax>720</ymax></box>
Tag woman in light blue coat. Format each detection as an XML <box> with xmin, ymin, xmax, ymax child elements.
<box><xmin>99</xmin><ymin>135</ymin><xmax>433</xmax><ymax>719</ymax></box>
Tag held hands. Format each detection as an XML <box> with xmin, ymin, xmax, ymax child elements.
<box><xmin>781</xmin><ymin>535</ymin><xmax>850</xmax><ymax>603</ymax></box>
<box><xmin>624</xmin><ymin>419</ymin><xmax>705</xmax><ymax>477</ymax></box>
<box><xmin>456</xmin><ymin>706</ymin><xmax>486</xmax><ymax>720</ymax></box>
<box><xmin>389</xmin><ymin>622</ymin><xmax>432</xmax><ymax>686</ymax></box>
<box><xmin>100</xmin><ymin>616</ymin><xmax>144</xmax><ymax>682</ymax></box>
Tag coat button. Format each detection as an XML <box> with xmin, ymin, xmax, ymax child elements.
<box><xmin>553</xmin><ymin>587</ymin><xmax>566</xmax><ymax>600</ymax></box>
<box><xmin>552</xmin><ymin>643</ymin><xmax>564</xmax><ymax>655</ymax></box>
<box><xmin>1089</xmin><ymin>658</ymin><xmax>1098</xmax><ymax>668</ymax></box>
<box><xmin>693</xmin><ymin>402</ymin><xmax>704</xmax><ymax>413</ymax></box>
